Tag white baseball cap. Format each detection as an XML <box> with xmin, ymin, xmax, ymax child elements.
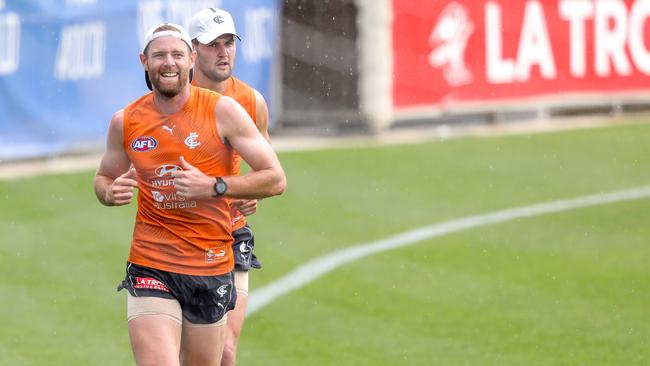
<box><xmin>142</xmin><ymin>23</ymin><xmax>193</xmax><ymax>53</ymax></box>
<box><xmin>188</xmin><ymin>8</ymin><xmax>241</xmax><ymax>44</ymax></box>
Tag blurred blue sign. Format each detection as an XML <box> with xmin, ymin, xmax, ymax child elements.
<box><xmin>0</xmin><ymin>0</ymin><xmax>278</xmax><ymax>160</ymax></box>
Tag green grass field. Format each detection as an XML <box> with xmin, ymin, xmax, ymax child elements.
<box><xmin>1</xmin><ymin>122</ymin><xmax>650</xmax><ymax>365</ymax></box>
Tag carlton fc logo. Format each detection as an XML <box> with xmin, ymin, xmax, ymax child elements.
<box><xmin>184</xmin><ymin>132</ymin><xmax>201</xmax><ymax>149</ymax></box>
<box><xmin>131</xmin><ymin>136</ymin><xmax>158</xmax><ymax>152</ymax></box>
<box><xmin>428</xmin><ymin>2</ymin><xmax>474</xmax><ymax>86</ymax></box>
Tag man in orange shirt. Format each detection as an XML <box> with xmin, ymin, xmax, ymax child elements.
<box><xmin>93</xmin><ymin>23</ymin><xmax>285</xmax><ymax>366</ymax></box>
<box><xmin>188</xmin><ymin>8</ymin><xmax>272</xmax><ymax>366</ymax></box>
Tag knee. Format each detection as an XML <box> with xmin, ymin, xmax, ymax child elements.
<box><xmin>221</xmin><ymin>340</ymin><xmax>236</xmax><ymax>366</ymax></box>
<box><xmin>137</xmin><ymin>355</ymin><xmax>178</xmax><ymax>366</ymax></box>
<box><xmin>182</xmin><ymin>351</ymin><xmax>216</xmax><ymax>366</ymax></box>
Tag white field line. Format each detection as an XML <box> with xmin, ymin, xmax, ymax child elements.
<box><xmin>247</xmin><ymin>185</ymin><xmax>650</xmax><ymax>316</ymax></box>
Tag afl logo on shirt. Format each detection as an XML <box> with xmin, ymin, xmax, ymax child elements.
<box><xmin>131</xmin><ymin>136</ymin><xmax>158</xmax><ymax>152</ymax></box>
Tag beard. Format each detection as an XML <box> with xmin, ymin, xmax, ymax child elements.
<box><xmin>210</xmin><ymin>68</ymin><xmax>231</xmax><ymax>83</ymax></box>
<box><xmin>198</xmin><ymin>62</ymin><xmax>232</xmax><ymax>83</ymax></box>
<box><xmin>150</xmin><ymin>69</ymin><xmax>189</xmax><ymax>98</ymax></box>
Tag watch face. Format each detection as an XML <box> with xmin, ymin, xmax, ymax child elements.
<box><xmin>214</xmin><ymin>177</ymin><xmax>228</xmax><ymax>196</ymax></box>
<box><xmin>217</xmin><ymin>182</ymin><xmax>227</xmax><ymax>194</ymax></box>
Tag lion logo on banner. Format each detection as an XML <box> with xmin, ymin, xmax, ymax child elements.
<box><xmin>428</xmin><ymin>2</ymin><xmax>474</xmax><ymax>86</ymax></box>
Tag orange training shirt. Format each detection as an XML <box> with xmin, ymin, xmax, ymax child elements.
<box><xmin>221</xmin><ymin>76</ymin><xmax>257</xmax><ymax>231</ymax></box>
<box><xmin>124</xmin><ymin>86</ymin><xmax>234</xmax><ymax>276</ymax></box>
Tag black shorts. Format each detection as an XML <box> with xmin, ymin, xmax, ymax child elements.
<box><xmin>232</xmin><ymin>224</ymin><xmax>262</xmax><ymax>271</ymax></box>
<box><xmin>118</xmin><ymin>262</ymin><xmax>237</xmax><ymax>324</ymax></box>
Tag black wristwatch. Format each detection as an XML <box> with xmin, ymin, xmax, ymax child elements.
<box><xmin>213</xmin><ymin>177</ymin><xmax>228</xmax><ymax>197</ymax></box>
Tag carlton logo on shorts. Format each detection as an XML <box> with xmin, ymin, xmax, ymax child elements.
<box><xmin>131</xmin><ymin>136</ymin><xmax>158</xmax><ymax>152</ymax></box>
<box><xmin>217</xmin><ymin>284</ymin><xmax>229</xmax><ymax>297</ymax></box>
<box><xmin>133</xmin><ymin>277</ymin><xmax>170</xmax><ymax>292</ymax></box>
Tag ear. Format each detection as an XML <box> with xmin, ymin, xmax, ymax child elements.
<box><xmin>189</xmin><ymin>49</ymin><xmax>197</xmax><ymax>68</ymax></box>
<box><xmin>139</xmin><ymin>52</ymin><xmax>148</xmax><ymax>70</ymax></box>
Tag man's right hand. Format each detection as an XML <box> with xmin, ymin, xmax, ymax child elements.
<box><xmin>107</xmin><ymin>167</ymin><xmax>138</xmax><ymax>206</ymax></box>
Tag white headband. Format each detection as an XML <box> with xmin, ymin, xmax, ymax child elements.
<box><xmin>142</xmin><ymin>24</ymin><xmax>193</xmax><ymax>52</ymax></box>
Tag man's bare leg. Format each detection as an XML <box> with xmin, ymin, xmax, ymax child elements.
<box><xmin>180</xmin><ymin>317</ymin><xmax>227</xmax><ymax>366</ymax></box>
<box><xmin>127</xmin><ymin>294</ymin><xmax>183</xmax><ymax>366</ymax></box>
<box><xmin>221</xmin><ymin>270</ymin><xmax>249</xmax><ymax>366</ymax></box>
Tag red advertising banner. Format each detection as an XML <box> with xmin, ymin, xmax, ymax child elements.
<box><xmin>392</xmin><ymin>0</ymin><xmax>650</xmax><ymax>110</ymax></box>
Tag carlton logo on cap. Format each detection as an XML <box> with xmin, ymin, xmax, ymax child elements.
<box><xmin>188</xmin><ymin>8</ymin><xmax>241</xmax><ymax>44</ymax></box>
